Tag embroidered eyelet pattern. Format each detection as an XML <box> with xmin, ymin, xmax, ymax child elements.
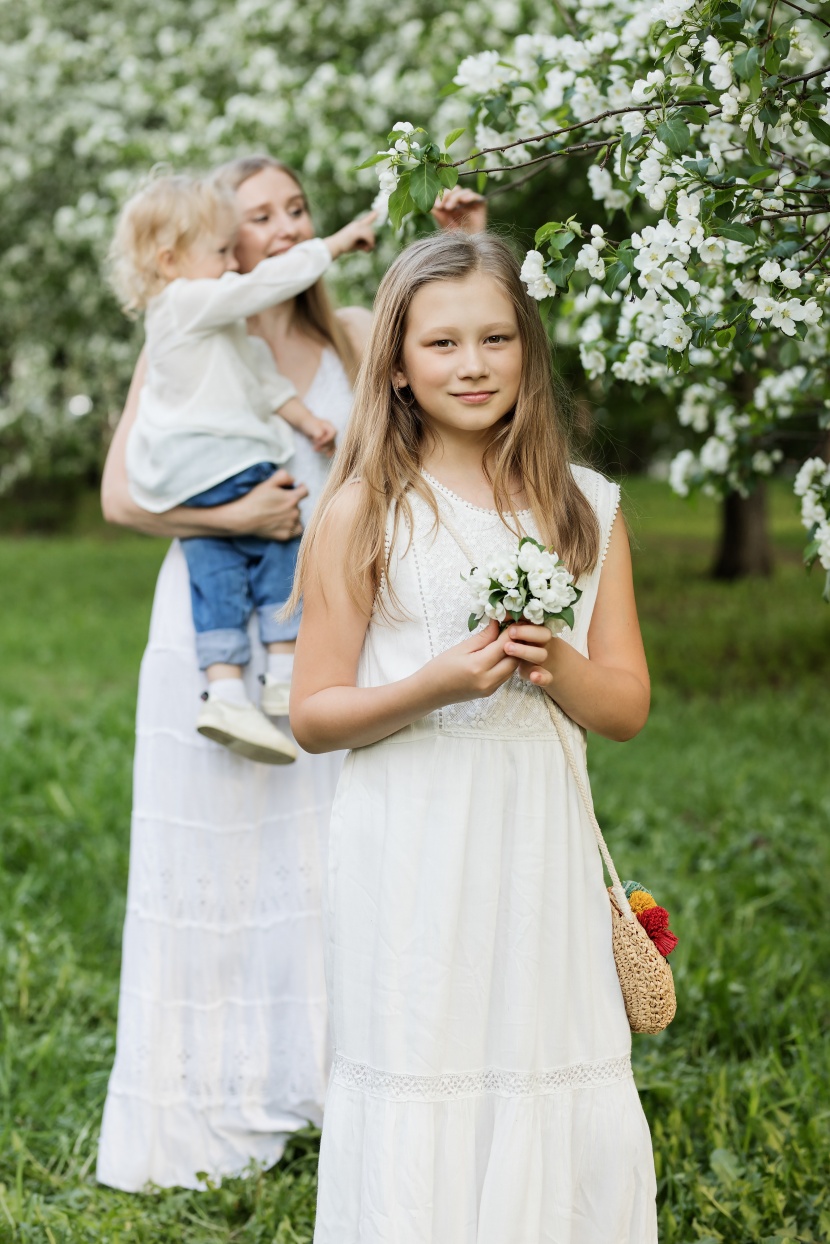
<box><xmin>331</xmin><ymin>1052</ymin><xmax>633</xmax><ymax>1102</ymax></box>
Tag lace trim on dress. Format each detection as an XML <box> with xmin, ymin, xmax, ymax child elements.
<box><xmin>331</xmin><ymin>1052</ymin><xmax>633</xmax><ymax>1102</ymax></box>
<box><xmin>599</xmin><ymin>482</ymin><xmax>622</xmax><ymax>567</ymax></box>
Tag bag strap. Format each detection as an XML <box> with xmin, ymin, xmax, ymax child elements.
<box><xmin>435</xmin><ymin>500</ymin><xmax>634</xmax><ymax>923</ymax></box>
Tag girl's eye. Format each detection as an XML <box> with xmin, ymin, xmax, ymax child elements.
<box><xmin>485</xmin><ymin>334</ymin><xmax>508</xmax><ymax>344</ymax></box>
<box><xmin>430</xmin><ymin>339</ymin><xmax>454</xmax><ymax>348</ymax></box>
<box><xmin>253</xmin><ymin>215</ymin><xmax>269</xmax><ymax>224</ymax></box>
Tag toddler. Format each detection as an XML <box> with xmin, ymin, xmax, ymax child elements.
<box><xmin>109</xmin><ymin>173</ymin><xmax>374</xmax><ymax>764</ymax></box>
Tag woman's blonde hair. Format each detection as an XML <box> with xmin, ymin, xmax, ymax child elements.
<box><xmin>289</xmin><ymin>231</ymin><xmax>600</xmax><ymax>617</ymax></box>
<box><xmin>213</xmin><ymin>154</ymin><xmax>360</xmax><ymax>383</ymax></box>
<box><xmin>108</xmin><ymin>173</ymin><xmax>238</xmax><ymax>315</ymax></box>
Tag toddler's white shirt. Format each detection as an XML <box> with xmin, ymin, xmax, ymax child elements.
<box><xmin>126</xmin><ymin>237</ymin><xmax>332</xmax><ymax>513</ymax></box>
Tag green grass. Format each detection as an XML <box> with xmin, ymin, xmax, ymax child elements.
<box><xmin>1</xmin><ymin>480</ymin><xmax>829</xmax><ymax>1242</ymax></box>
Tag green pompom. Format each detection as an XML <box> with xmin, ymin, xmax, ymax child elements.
<box><xmin>623</xmin><ymin>879</ymin><xmax>654</xmax><ymax>899</ymax></box>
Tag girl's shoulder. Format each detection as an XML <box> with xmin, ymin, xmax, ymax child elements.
<box><xmin>569</xmin><ymin>462</ymin><xmax>620</xmax><ymax>511</ymax></box>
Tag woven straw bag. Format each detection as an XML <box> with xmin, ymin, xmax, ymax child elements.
<box><xmin>548</xmin><ymin>703</ymin><xmax>677</xmax><ymax>1036</ymax></box>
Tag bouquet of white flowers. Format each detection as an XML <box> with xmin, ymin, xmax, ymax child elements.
<box><xmin>464</xmin><ymin>535</ymin><xmax>581</xmax><ymax>635</ymax></box>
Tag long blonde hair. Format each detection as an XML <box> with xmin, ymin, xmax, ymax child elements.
<box><xmin>213</xmin><ymin>154</ymin><xmax>359</xmax><ymax>383</ymax></box>
<box><xmin>290</xmin><ymin>231</ymin><xmax>599</xmax><ymax>616</ymax></box>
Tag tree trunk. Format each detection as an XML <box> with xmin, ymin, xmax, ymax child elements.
<box><xmin>712</xmin><ymin>485</ymin><xmax>773</xmax><ymax>580</ymax></box>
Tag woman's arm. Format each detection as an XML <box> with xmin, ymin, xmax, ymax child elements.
<box><xmin>501</xmin><ymin>514</ymin><xmax>651</xmax><ymax>742</ymax></box>
<box><xmin>290</xmin><ymin>488</ymin><xmax>519</xmax><ymax>753</ymax></box>
<box><xmin>101</xmin><ymin>351</ymin><xmax>306</xmax><ymax>540</ymax></box>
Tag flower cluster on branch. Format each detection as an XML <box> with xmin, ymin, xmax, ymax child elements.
<box><xmin>368</xmin><ymin>0</ymin><xmax>830</xmax><ymax>594</ymax></box>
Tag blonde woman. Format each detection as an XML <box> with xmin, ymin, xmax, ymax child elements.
<box><xmin>97</xmin><ymin>160</ymin><xmax>484</xmax><ymax>1191</ymax></box>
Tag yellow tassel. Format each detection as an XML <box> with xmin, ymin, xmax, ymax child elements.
<box><xmin>628</xmin><ymin>890</ymin><xmax>658</xmax><ymax>914</ymax></box>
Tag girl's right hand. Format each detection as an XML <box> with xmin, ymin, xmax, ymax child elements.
<box><xmin>233</xmin><ymin>469</ymin><xmax>307</xmax><ymax>540</ymax></box>
<box><xmin>421</xmin><ymin>620</ymin><xmax>518</xmax><ymax>706</ymax></box>
<box><xmin>325</xmin><ymin>212</ymin><xmax>378</xmax><ymax>259</ymax></box>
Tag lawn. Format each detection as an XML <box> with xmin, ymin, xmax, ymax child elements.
<box><xmin>1</xmin><ymin>479</ymin><xmax>829</xmax><ymax>1242</ymax></box>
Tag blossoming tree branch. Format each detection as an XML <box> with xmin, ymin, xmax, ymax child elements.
<box><xmin>366</xmin><ymin>0</ymin><xmax>830</xmax><ymax>597</ymax></box>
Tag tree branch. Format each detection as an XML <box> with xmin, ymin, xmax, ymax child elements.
<box><xmin>779</xmin><ymin>63</ymin><xmax>830</xmax><ymax>87</ymax></box>
<box><xmin>457</xmin><ymin>137</ymin><xmax>618</xmax><ymax>177</ymax></box>
<box><xmin>776</xmin><ymin>0</ymin><xmax>830</xmax><ymax>33</ymax></box>
<box><xmin>444</xmin><ymin>100</ymin><xmax>711</xmax><ymax>168</ymax></box>
<box><xmin>747</xmin><ymin>206</ymin><xmax>829</xmax><ymax>222</ymax></box>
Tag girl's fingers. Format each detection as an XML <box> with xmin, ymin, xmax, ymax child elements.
<box><xmin>504</xmin><ymin>641</ymin><xmax>549</xmax><ymax>665</ymax></box>
<box><xmin>506</xmin><ymin>624</ymin><xmax>552</xmax><ymax>645</ymax></box>
<box><xmin>463</xmin><ymin>620</ymin><xmax>500</xmax><ymax>652</ymax></box>
<box><xmin>521</xmin><ymin>663</ymin><xmax>552</xmax><ymax>687</ymax></box>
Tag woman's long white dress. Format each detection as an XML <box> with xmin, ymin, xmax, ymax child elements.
<box><xmin>97</xmin><ymin>348</ymin><xmax>353</xmax><ymax>1192</ymax></box>
<box><xmin>314</xmin><ymin>468</ymin><xmax>658</xmax><ymax>1243</ymax></box>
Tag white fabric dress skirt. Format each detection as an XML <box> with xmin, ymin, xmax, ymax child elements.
<box><xmin>314</xmin><ymin>468</ymin><xmax>658</xmax><ymax>1243</ymax></box>
<box><xmin>97</xmin><ymin>348</ymin><xmax>354</xmax><ymax>1191</ymax></box>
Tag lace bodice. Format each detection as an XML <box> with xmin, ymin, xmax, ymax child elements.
<box><xmin>357</xmin><ymin>465</ymin><xmax>620</xmax><ymax>741</ymax></box>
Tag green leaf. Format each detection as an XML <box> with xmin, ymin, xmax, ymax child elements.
<box><xmin>468</xmin><ymin>613</ymin><xmax>480</xmax><ymax>632</ymax></box>
<box><xmin>712</xmin><ymin>219</ymin><xmax>757</xmax><ymax>245</ymax></box>
<box><xmin>547</xmin><ymin>230</ymin><xmax>576</xmax><ymax>254</ymax></box>
<box><xmin>547</xmin><ymin>255</ymin><xmax>576</xmax><ymax>287</ymax></box>
<box><xmin>484</xmin><ymin>94</ymin><xmax>511</xmax><ymax>127</ymax></box>
<box><xmin>765</xmin><ymin>46</ymin><xmax>781</xmax><ymax>76</ymax></box>
<box><xmin>808</xmin><ymin>117</ymin><xmax>830</xmax><ymax>147</ymax></box>
<box><xmin>656</xmin><ymin>117</ymin><xmax>691</xmax><ymax>154</ymax></box>
<box><xmin>604</xmin><ymin>260</ymin><xmax>629</xmax><ymax>295</ymax></box>
<box><xmin>822</xmin><ymin>568</ymin><xmax>830</xmax><ymax>604</ymax></box>
<box><xmin>682</xmin><ymin>105</ymin><xmax>711</xmax><ymax>126</ymax></box>
<box><xmin>747</xmin><ymin>167</ymin><xmax>776</xmax><ymax>184</ymax></box>
<box><xmin>715</xmin><ymin>4</ymin><xmax>745</xmax><ymax>37</ymax></box>
<box><xmin>559</xmin><ymin>606</ymin><xmax>575</xmax><ymax>629</ymax></box>
<box><xmin>733</xmin><ymin>46</ymin><xmax>761</xmax><ymax>81</ymax></box>
<box><xmin>779</xmin><ymin>339</ymin><xmax>799</xmax><ymax>367</ymax></box>
<box><xmin>715</xmin><ymin>325</ymin><xmax>736</xmax><ymax>348</ymax></box>
<box><xmin>439</xmin><ymin>82</ymin><xmax>463</xmax><ymax>97</ymax></box>
<box><xmin>409</xmin><ymin>162</ymin><xmax>442</xmax><ymax>213</ymax></box>
<box><xmin>444</xmin><ymin>127</ymin><xmax>466</xmax><ymax>150</ymax></box>
<box><xmin>387</xmin><ymin>173</ymin><xmax>413</xmax><ymax>230</ymax></box>
<box><xmin>668</xmin><ymin>284</ymin><xmax>691</xmax><ymax>309</ymax></box>
<box><xmin>740</xmin><ymin>0</ymin><xmax>756</xmax><ymax>16</ymax></box>
<box><xmin>476</xmin><ymin>171</ymin><xmax>488</xmax><ymax>194</ymax></box>
<box><xmin>773</xmin><ymin>35</ymin><xmax>790</xmax><ymax>58</ymax></box>
<box><xmin>535</xmin><ymin>221</ymin><xmax>565</xmax><ymax>247</ymax></box>
<box><xmin>758</xmin><ymin>102</ymin><xmax>780</xmax><ymax>126</ymax></box>
<box><xmin>437</xmin><ymin>165</ymin><xmax>459</xmax><ymax>190</ymax></box>
<box><xmin>355</xmin><ymin>152</ymin><xmax>390</xmax><ymax>170</ymax></box>
<box><xmin>746</xmin><ymin>122</ymin><xmax>764</xmax><ymax>166</ymax></box>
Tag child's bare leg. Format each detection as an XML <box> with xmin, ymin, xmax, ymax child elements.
<box><xmin>266</xmin><ymin>641</ymin><xmax>295</xmax><ymax>655</ymax></box>
<box><xmin>206</xmin><ymin>662</ymin><xmax>244</xmax><ymax>682</ymax></box>
<box><xmin>261</xmin><ymin>643</ymin><xmax>295</xmax><ymax>717</ymax></box>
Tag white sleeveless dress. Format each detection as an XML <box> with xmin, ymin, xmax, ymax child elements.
<box><xmin>314</xmin><ymin>467</ymin><xmax>658</xmax><ymax>1243</ymax></box>
<box><xmin>97</xmin><ymin>348</ymin><xmax>353</xmax><ymax>1192</ymax></box>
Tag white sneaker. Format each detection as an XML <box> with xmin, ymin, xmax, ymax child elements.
<box><xmin>260</xmin><ymin>674</ymin><xmax>291</xmax><ymax>717</ymax></box>
<box><xmin>197</xmin><ymin>697</ymin><xmax>296</xmax><ymax>764</ymax></box>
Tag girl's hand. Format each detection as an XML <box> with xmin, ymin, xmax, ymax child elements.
<box><xmin>325</xmin><ymin>212</ymin><xmax>378</xmax><ymax>258</ymax></box>
<box><xmin>422</xmin><ymin>620</ymin><xmax>518</xmax><ymax>705</ymax></box>
<box><xmin>233</xmin><ymin>469</ymin><xmax>307</xmax><ymax>540</ymax></box>
<box><xmin>431</xmin><ymin>187</ymin><xmax>487</xmax><ymax>234</ymax></box>
<box><xmin>502</xmin><ymin>623</ymin><xmax>560</xmax><ymax>689</ymax></box>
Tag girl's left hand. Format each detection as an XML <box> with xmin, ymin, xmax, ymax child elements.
<box><xmin>503</xmin><ymin>623</ymin><xmax>561</xmax><ymax>689</ymax></box>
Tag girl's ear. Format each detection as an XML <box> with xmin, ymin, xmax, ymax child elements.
<box><xmin>156</xmin><ymin>247</ymin><xmax>179</xmax><ymax>280</ymax></box>
<box><xmin>392</xmin><ymin>367</ymin><xmax>408</xmax><ymax>389</ymax></box>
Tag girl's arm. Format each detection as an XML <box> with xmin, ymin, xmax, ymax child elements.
<box><xmin>501</xmin><ymin>514</ymin><xmax>650</xmax><ymax>742</ymax></box>
<box><xmin>290</xmin><ymin>488</ymin><xmax>519</xmax><ymax>753</ymax></box>
<box><xmin>101</xmin><ymin>351</ymin><xmax>306</xmax><ymax>540</ymax></box>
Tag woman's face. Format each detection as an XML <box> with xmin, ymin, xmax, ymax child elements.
<box><xmin>233</xmin><ymin>167</ymin><xmax>315</xmax><ymax>273</ymax></box>
<box><xmin>394</xmin><ymin>271</ymin><xmax>523</xmax><ymax>445</ymax></box>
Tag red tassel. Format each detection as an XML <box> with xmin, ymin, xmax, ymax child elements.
<box><xmin>637</xmin><ymin>905</ymin><xmax>678</xmax><ymax>957</ymax></box>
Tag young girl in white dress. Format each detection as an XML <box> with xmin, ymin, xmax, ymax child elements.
<box><xmin>290</xmin><ymin>232</ymin><xmax>658</xmax><ymax>1243</ymax></box>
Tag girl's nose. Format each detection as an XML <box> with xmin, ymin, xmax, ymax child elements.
<box><xmin>456</xmin><ymin>347</ymin><xmax>488</xmax><ymax>378</ymax></box>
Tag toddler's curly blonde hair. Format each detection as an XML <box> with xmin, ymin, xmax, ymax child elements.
<box><xmin>108</xmin><ymin>173</ymin><xmax>238</xmax><ymax>315</ymax></box>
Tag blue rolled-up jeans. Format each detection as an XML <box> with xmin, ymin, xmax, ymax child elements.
<box><xmin>181</xmin><ymin>462</ymin><xmax>301</xmax><ymax>670</ymax></box>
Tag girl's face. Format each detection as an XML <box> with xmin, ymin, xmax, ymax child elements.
<box><xmin>394</xmin><ymin>272</ymin><xmax>523</xmax><ymax>442</ymax></box>
<box><xmin>233</xmin><ymin>167</ymin><xmax>315</xmax><ymax>273</ymax></box>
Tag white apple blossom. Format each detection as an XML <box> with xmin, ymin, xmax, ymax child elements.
<box><xmin>520</xmin><ymin>251</ymin><xmax>558</xmax><ymax>301</ymax></box>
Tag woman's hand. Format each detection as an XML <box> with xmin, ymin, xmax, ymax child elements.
<box><xmin>232</xmin><ymin>469</ymin><xmax>307</xmax><ymax>540</ymax></box>
<box><xmin>421</xmin><ymin>620</ymin><xmax>518</xmax><ymax>705</ymax></box>
<box><xmin>325</xmin><ymin>212</ymin><xmax>378</xmax><ymax>258</ymax></box>
<box><xmin>431</xmin><ymin>187</ymin><xmax>488</xmax><ymax>234</ymax></box>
